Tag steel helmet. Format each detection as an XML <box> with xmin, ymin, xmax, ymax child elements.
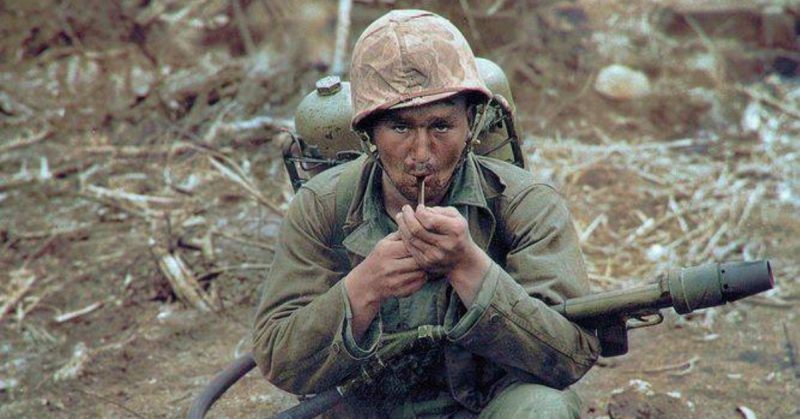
<box><xmin>349</xmin><ymin>9</ymin><xmax>493</xmax><ymax>130</ymax></box>
<box><xmin>476</xmin><ymin>57</ymin><xmax>515</xmax><ymax>115</ymax></box>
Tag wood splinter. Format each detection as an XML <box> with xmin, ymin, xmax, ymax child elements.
<box><xmin>150</xmin><ymin>242</ymin><xmax>220</xmax><ymax>313</ymax></box>
<box><xmin>417</xmin><ymin>176</ymin><xmax>425</xmax><ymax>208</ymax></box>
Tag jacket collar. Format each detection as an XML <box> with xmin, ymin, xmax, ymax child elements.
<box><xmin>445</xmin><ymin>153</ymin><xmax>490</xmax><ymax>209</ymax></box>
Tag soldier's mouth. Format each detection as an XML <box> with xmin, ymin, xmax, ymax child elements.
<box><xmin>408</xmin><ymin>172</ymin><xmax>433</xmax><ymax>182</ymax></box>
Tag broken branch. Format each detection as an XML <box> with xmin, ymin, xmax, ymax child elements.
<box><xmin>331</xmin><ymin>0</ymin><xmax>353</xmax><ymax>75</ymax></box>
<box><xmin>0</xmin><ymin>270</ymin><xmax>39</xmax><ymax>325</ymax></box>
<box><xmin>0</xmin><ymin>128</ymin><xmax>50</xmax><ymax>155</ymax></box>
<box><xmin>151</xmin><ymin>242</ymin><xmax>221</xmax><ymax>312</ymax></box>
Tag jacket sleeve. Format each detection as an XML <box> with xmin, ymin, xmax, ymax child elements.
<box><xmin>444</xmin><ymin>183</ymin><xmax>600</xmax><ymax>389</ymax></box>
<box><xmin>251</xmin><ymin>185</ymin><xmax>368</xmax><ymax>395</ymax></box>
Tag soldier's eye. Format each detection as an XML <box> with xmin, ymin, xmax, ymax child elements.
<box><xmin>393</xmin><ymin>125</ymin><xmax>410</xmax><ymax>134</ymax></box>
<box><xmin>433</xmin><ymin>123</ymin><xmax>451</xmax><ymax>133</ymax></box>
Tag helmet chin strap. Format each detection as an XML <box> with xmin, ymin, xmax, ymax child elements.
<box><xmin>466</xmin><ymin>97</ymin><xmax>493</xmax><ymax>153</ymax></box>
<box><xmin>453</xmin><ymin>96</ymin><xmax>492</xmax><ymax>170</ymax></box>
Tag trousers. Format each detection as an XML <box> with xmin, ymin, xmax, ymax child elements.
<box><xmin>325</xmin><ymin>383</ymin><xmax>582</xmax><ymax>419</ymax></box>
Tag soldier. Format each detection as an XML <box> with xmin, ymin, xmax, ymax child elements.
<box><xmin>253</xmin><ymin>9</ymin><xmax>600</xmax><ymax>418</ymax></box>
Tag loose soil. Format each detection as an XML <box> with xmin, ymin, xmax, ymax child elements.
<box><xmin>1</xmin><ymin>1</ymin><xmax>798</xmax><ymax>418</ymax></box>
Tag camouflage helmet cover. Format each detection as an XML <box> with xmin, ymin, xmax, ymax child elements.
<box><xmin>349</xmin><ymin>9</ymin><xmax>492</xmax><ymax>129</ymax></box>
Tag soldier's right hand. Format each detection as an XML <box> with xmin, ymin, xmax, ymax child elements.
<box><xmin>345</xmin><ymin>232</ymin><xmax>427</xmax><ymax>303</ymax></box>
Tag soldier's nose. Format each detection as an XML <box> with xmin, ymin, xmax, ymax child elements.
<box><xmin>412</xmin><ymin>130</ymin><xmax>432</xmax><ymax>162</ymax></box>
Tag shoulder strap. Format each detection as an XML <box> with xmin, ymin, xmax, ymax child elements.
<box><xmin>333</xmin><ymin>155</ymin><xmax>366</xmax><ymax>246</ymax></box>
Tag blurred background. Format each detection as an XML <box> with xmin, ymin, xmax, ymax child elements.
<box><xmin>1</xmin><ymin>0</ymin><xmax>798</xmax><ymax>417</ymax></box>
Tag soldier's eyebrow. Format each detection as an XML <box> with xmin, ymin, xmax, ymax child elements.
<box><xmin>381</xmin><ymin>114</ymin><xmax>411</xmax><ymax>126</ymax></box>
<box><xmin>430</xmin><ymin>114</ymin><xmax>459</xmax><ymax>124</ymax></box>
<box><xmin>377</xmin><ymin>99</ymin><xmax>464</xmax><ymax>126</ymax></box>
<box><xmin>383</xmin><ymin>113</ymin><xmax>458</xmax><ymax>128</ymax></box>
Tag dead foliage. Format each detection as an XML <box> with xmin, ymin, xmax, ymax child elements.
<box><xmin>0</xmin><ymin>1</ymin><xmax>798</xmax><ymax>418</ymax></box>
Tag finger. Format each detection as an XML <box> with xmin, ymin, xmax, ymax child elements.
<box><xmin>380</xmin><ymin>231</ymin><xmax>419</xmax><ymax>258</ymax></box>
<box><xmin>382</xmin><ymin>246</ymin><xmax>416</xmax><ymax>264</ymax></box>
<box><xmin>401</xmin><ymin>238</ymin><xmax>429</xmax><ymax>266</ymax></box>
<box><xmin>395</xmin><ymin>211</ymin><xmax>423</xmax><ymax>246</ymax></box>
<box><xmin>396</xmin><ymin>215</ymin><xmax>440</xmax><ymax>262</ymax></box>
<box><xmin>400</xmin><ymin>205</ymin><xmax>441</xmax><ymax>246</ymax></box>
<box><xmin>402</xmin><ymin>204</ymin><xmax>426</xmax><ymax>235</ymax></box>
<box><xmin>381</xmin><ymin>252</ymin><xmax>415</xmax><ymax>269</ymax></box>
<box><xmin>392</xmin><ymin>254</ymin><xmax>424</xmax><ymax>272</ymax></box>
<box><xmin>395</xmin><ymin>212</ymin><xmax>412</xmax><ymax>242</ymax></box>
<box><xmin>423</xmin><ymin>206</ymin><xmax>461</xmax><ymax>218</ymax></box>
<box><xmin>393</xmin><ymin>275</ymin><xmax>428</xmax><ymax>298</ymax></box>
<box><xmin>399</xmin><ymin>237</ymin><xmax>453</xmax><ymax>275</ymax></box>
<box><xmin>415</xmin><ymin>208</ymin><xmax>463</xmax><ymax>236</ymax></box>
<box><xmin>388</xmin><ymin>269</ymin><xmax>426</xmax><ymax>288</ymax></box>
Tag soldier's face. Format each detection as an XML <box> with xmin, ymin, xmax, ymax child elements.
<box><xmin>373</xmin><ymin>96</ymin><xmax>470</xmax><ymax>205</ymax></box>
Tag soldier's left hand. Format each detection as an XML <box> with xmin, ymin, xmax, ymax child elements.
<box><xmin>395</xmin><ymin>204</ymin><xmax>478</xmax><ymax>274</ymax></box>
<box><xmin>396</xmin><ymin>204</ymin><xmax>491</xmax><ymax>305</ymax></box>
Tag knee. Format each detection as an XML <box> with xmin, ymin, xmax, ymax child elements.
<box><xmin>480</xmin><ymin>383</ymin><xmax>582</xmax><ymax>419</ymax></box>
<box><xmin>524</xmin><ymin>385</ymin><xmax>581</xmax><ymax>419</ymax></box>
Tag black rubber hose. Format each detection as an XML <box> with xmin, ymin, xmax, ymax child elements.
<box><xmin>271</xmin><ymin>388</ymin><xmax>344</xmax><ymax>419</ymax></box>
<box><xmin>188</xmin><ymin>353</ymin><xmax>257</xmax><ymax>419</ymax></box>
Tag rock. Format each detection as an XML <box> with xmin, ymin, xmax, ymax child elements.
<box><xmin>741</xmin><ymin>101</ymin><xmax>764</xmax><ymax>133</ymax></box>
<box><xmin>130</xmin><ymin>65</ymin><xmax>155</xmax><ymax>98</ymax></box>
<box><xmin>0</xmin><ymin>377</ymin><xmax>19</xmax><ymax>391</ymax></box>
<box><xmin>645</xmin><ymin>244</ymin><xmax>670</xmax><ymax>263</ymax></box>
<box><xmin>595</xmin><ymin>65</ymin><xmax>652</xmax><ymax>100</ymax></box>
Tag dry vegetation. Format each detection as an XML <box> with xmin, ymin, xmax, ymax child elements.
<box><xmin>1</xmin><ymin>0</ymin><xmax>798</xmax><ymax>418</ymax></box>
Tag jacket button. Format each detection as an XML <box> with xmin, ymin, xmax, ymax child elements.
<box><xmin>489</xmin><ymin>313</ymin><xmax>500</xmax><ymax>324</ymax></box>
<box><xmin>331</xmin><ymin>343</ymin><xmax>341</xmax><ymax>354</ymax></box>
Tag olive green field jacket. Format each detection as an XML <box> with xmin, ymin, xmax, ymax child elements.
<box><xmin>252</xmin><ymin>153</ymin><xmax>600</xmax><ymax>412</ymax></box>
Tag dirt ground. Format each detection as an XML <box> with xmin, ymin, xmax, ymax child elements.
<box><xmin>1</xmin><ymin>1</ymin><xmax>799</xmax><ymax>418</ymax></box>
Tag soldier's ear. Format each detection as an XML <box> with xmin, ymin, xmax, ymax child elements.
<box><xmin>356</xmin><ymin>130</ymin><xmax>371</xmax><ymax>143</ymax></box>
<box><xmin>357</xmin><ymin>130</ymin><xmax>379</xmax><ymax>156</ymax></box>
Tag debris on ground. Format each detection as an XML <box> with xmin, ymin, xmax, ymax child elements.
<box><xmin>606</xmin><ymin>379</ymin><xmax>694</xmax><ymax>419</ymax></box>
<box><xmin>1</xmin><ymin>0</ymin><xmax>798</xmax><ymax>417</ymax></box>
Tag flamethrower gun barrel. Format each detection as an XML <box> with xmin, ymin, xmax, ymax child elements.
<box><xmin>557</xmin><ymin>260</ymin><xmax>773</xmax><ymax>320</ymax></box>
<box><xmin>554</xmin><ymin>260</ymin><xmax>774</xmax><ymax>356</ymax></box>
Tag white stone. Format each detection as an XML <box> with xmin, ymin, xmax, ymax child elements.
<box><xmin>130</xmin><ymin>65</ymin><xmax>154</xmax><ymax>97</ymax></box>
<box><xmin>741</xmin><ymin>101</ymin><xmax>763</xmax><ymax>133</ymax></box>
<box><xmin>38</xmin><ymin>156</ymin><xmax>51</xmax><ymax>181</ymax></box>
<box><xmin>645</xmin><ymin>244</ymin><xmax>668</xmax><ymax>262</ymax></box>
<box><xmin>687</xmin><ymin>53</ymin><xmax>717</xmax><ymax>75</ymax></box>
<box><xmin>595</xmin><ymin>64</ymin><xmax>651</xmax><ymax>100</ymax></box>
<box><xmin>0</xmin><ymin>377</ymin><xmax>19</xmax><ymax>391</ymax></box>
<box><xmin>628</xmin><ymin>378</ymin><xmax>654</xmax><ymax>395</ymax></box>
